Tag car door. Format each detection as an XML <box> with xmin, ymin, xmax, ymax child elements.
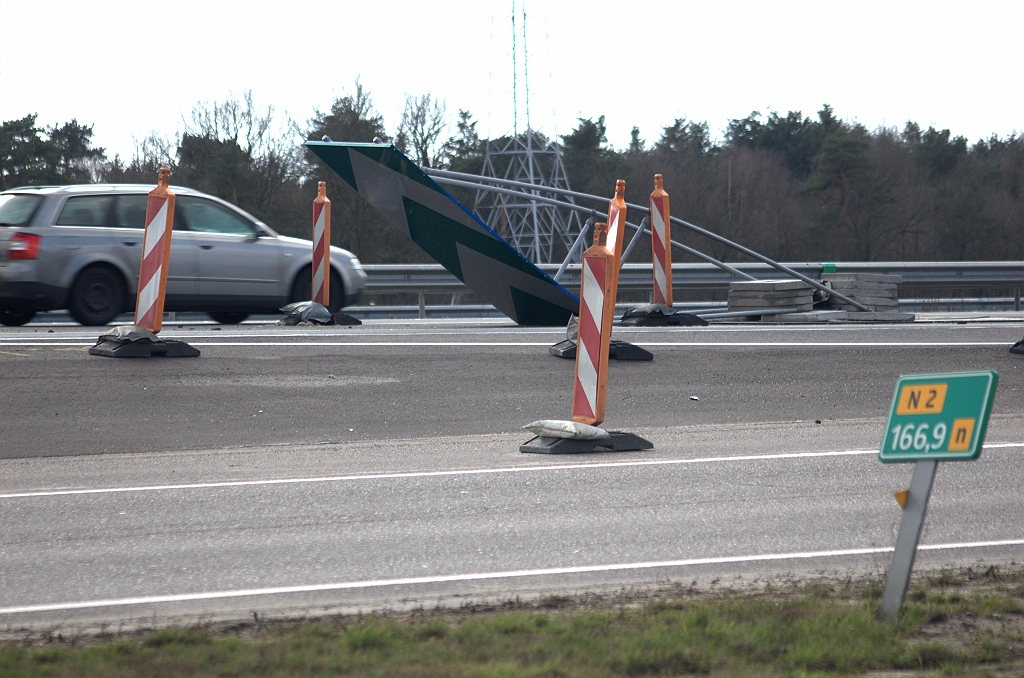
<box><xmin>176</xmin><ymin>196</ymin><xmax>281</xmax><ymax>307</ymax></box>
<box><xmin>50</xmin><ymin>195</ymin><xmax>120</xmax><ymax>282</ymax></box>
<box><xmin>110</xmin><ymin>194</ymin><xmax>199</xmax><ymax>306</ymax></box>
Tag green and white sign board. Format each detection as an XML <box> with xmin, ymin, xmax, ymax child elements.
<box><xmin>880</xmin><ymin>370</ymin><xmax>998</xmax><ymax>462</ymax></box>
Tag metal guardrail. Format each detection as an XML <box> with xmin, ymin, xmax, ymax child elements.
<box><xmin>364</xmin><ymin>262</ymin><xmax>1024</xmax><ymax>309</ymax></box>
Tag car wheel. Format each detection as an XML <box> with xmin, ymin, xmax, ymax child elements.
<box><xmin>68</xmin><ymin>266</ymin><xmax>126</xmax><ymax>326</ymax></box>
<box><xmin>0</xmin><ymin>309</ymin><xmax>36</xmax><ymax>326</ymax></box>
<box><xmin>291</xmin><ymin>267</ymin><xmax>344</xmax><ymax>313</ymax></box>
<box><xmin>208</xmin><ymin>312</ymin><xmax>249</xmax><ymax>324</ymax></box>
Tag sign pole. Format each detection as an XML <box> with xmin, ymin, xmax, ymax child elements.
<box><xmin>879</xmin><ymin>459</ymin><xmax>938</xmax><ymax>619</ymax></box>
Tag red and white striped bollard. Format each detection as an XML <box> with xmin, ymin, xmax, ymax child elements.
<box><xmin>650</xmin><ymin>174</ymin><xmax>672</xmax><ymax>306</ymax></box>
<box><xmin>312</xmin><ymin>181</ymin><xmax>331</xmax><ymax>306</ymax></box>
<box><xmin>134</xmin><ymin>168</ymin><xmax>175</xmax><ymax>333</ymax></box>
<box><xmin>572</xmin><ymin>222</ymin><xmax>616</xmax><ymax>425</ymax></box>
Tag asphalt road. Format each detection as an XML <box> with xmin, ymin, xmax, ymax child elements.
<box><xmin>2</xmin><ymin>318</ymin><xmax>1023</xmax><ymax>458</ymax></box>
<box><xmin>1</xmin><ymin>316</ymin><xmax>1022</xmax><ymax>633</ymax></box>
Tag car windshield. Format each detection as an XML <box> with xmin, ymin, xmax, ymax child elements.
<box><xmin>0</xmin><ymin>194</ymin><xmax>43</xmax><ymax>227</ymax></box>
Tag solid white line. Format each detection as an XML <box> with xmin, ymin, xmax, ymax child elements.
<box><xmin>0</xmin><ymin>342</ymin><xmax>93</xmax><ymax>346</ymax></box>
<box><xmin>633</xmin><ymin>342</ymin><xmax>1012</xmax><ymax>347</ymax></box>
<box><xmin>2</xmin><ymin>539</ymin><xmax>1021</xmax><ymax>615</ymax></box>
<box><xmin>0</xmin><ymin>341</ymin><xmax>1013</xmax><ymax>348</ymax></box>
<box><xmin>4</xmin><ymin>443</ymin><xmax>1021</xmax><ymax>500</ymax></box>
<box><xmin>1</xmin><ymin>449</ymin><xmax>880</xmax><ymax>499</ymax></box>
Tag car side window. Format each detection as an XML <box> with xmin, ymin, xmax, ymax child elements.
<box><xmin>55</xmin><ymin>196</ymin><xmax>113</xmax><ymax>226</ymax></box>
<box><xmin>113</xmin><ymin>195</ymin><xmax>189</xmax><ymax>230</ymax></box>
<box><xmin>112</xmin><ymin>195</ymin><xmax>148</xmax><ymax>228</ymax></box>
<box><xmin>177</xmin><ymin>196</ymin><xmax>255</xmax><ymax>236</ymax></box>
<box><xmin>0</xmin><ymin>194</ymin><xmax>42</xmax><ymax>226</ymax></box>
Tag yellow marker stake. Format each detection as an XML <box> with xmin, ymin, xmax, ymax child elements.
<box><xmin>893</xmin><ymin>490</ymin><xmax>909</xmax><ymax>510</ymax></box>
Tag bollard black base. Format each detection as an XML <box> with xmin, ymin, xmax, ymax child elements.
<box><xmin>332</xmin><ymin>312</ymin><xmax>362</xmax><ymax>326</ymax></box>
<box><xmin>617</xmin><ymin>304</ymin><xmax>709</xmax><ymax>327</ymax></box>
<box><xmin>89</xmin><ymin>338</ymin><xmax>200</xmax><ymax>358</ymax></box>
<box><xmin>548</xmin><ymin>339</ymin><xmax>653</xmax><ymax>361</ymax></box>
<box><xmin>1011</xmin><ymin>337</ymin><xmax>1024</xmax><ymax>355</ymax></box>
<box><xmin>520</xmin><ymin>431</ymin><xmax>654</xmax><ymax>454</ymax></box>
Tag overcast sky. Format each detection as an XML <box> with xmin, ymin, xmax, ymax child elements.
<box><xmin>1</xmin><ymin>0</ymin><xmax>1021</xmax><ymax>161</ymax></box>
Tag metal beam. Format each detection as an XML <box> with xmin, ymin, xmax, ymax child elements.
<box><xmin>427</xmin><ymin>168</ymin><xmax>869</xmax><ymax>311</ymax></box>
<box><xmin>432</xmin><ymin>176</ymin><xmax>755</xmax><ymax>284</ymax></box>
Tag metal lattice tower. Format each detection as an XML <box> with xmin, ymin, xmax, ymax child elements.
<box><xmin>474</xmin><ymin>130</ymin><xmax>583</xmax><ymax>265</ymax></box>
<box><xmin>473</xmin><ymin>1</ymin><xmax>581</xmax><ymax>265</ymax></box>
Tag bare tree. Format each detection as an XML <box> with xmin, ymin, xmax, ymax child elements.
<box><xmin>177</xmin><ymin>90</ymin><xmax>303</xmax><ymax>217</ymax></box>
<box><xmin>396</xmin><ymin>93</ymin><xmax>449</xmax><ymax>168</ymax></box>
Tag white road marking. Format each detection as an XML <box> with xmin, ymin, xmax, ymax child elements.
<box><xmin>4</xmin><ymin>444</ymin><xmax>1021</xmax><ymax>500</ymax></box>
<box><xmin>635</xmin><ymin>342</ymin><xmax>1012</xmax><ymax>347</ymax></box>
<box><xmin>0</xmin><ymin>341</ymin><xmax>1013</xmax><ymax>347</ymax></box>
<box><xmin>2</xmin><ymin>538</ymin><xmax>1021</xmax><ymax>615</ymax></box>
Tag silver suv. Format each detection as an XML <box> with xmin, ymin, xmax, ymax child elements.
<box><xmin>0</xmin><ymin>184</ymin><xmax>366</xmax><ymax>325</ymax></box>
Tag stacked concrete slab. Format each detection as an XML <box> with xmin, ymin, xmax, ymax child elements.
<box><xmin>727</xmin><ymin>279</ymin><xmax>814</xmax><ymax>315</ymax></box>
<box><xmin>822</xmin><ymin>272</ymin><xmax>914</xmax><ymax>322</ymax></box>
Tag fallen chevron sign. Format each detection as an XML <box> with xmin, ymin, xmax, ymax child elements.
<box><xmin>307</xmin><ymin>141</ymin><xmax>579</xmax><ymax>326</ymax></box>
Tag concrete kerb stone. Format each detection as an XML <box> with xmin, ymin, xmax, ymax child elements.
<box><xmin>835</xmin><ymin>297</ymin><xmax>901</xmax><ymax>308</ymax></box>
<box><xmin>730</xmin><ymin>300</ymin><xmax>814</xmax><ymax>305</ymax></box>
<box><xmin>728</xmin><ymin>279</ymin><xmax>814</xmax><ymax>292</ymax></box>
<box><xmin>824</xmin><ymin>281</ymin><xmax>900</xmax><ymax>294</ymax></box>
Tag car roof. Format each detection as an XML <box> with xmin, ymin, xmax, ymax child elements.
<box><xmin>1</xmin><ymin>184</ymin><xmax>206</xmax><ymax>195</ymax></box>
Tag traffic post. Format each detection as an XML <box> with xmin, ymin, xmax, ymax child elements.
<box><xmin>606</xmin><ymin>180</ymin><xmax>627</xmax><ymax>294</ymax></box>
<box><xmin>134</xmin><ymin>168</ymin><xmax>175</xmax><ymax>333</ymax></box>
<box><xmin>521</xmin><ymin>180</ymin><xmax>652</xmax><ymax>454</ymax></box>
<box><xmin>572</xmin><ymin>221</ymin><xmax>616</xmax><ymax>426</ymax></box>
<box><xmin>277</xmin><ymin>181</ymin><xmax>358</xmax><ymax>326</ymax></box>
<box><xmin>89</xmin><ymin>168</ymin><xmax>199</xmax><ymax>358</ymax></box>
<box><xmin>613</xmin><ymin>174</ymin><xmax>706</xmax><ymax>328</ymax></box>
<box><xmin>312</xmin><ymin>181</ymin><xmax>331</xmax><ymax>307</ymax></box>
<box><xmin>650</xmin><ymin>174</ymin><xmax>672</xmax><ymax>306</ymax></box>
<box><xmin>877</xmin><ymin>370</ymin><xmax>999</xmax><ymax>619</ymax></box>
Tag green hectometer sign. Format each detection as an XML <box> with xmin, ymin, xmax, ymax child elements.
<box><xmin>880</xmin><ymin>371</ymin><xmax>999</xmax><ymax>462</ymax></box>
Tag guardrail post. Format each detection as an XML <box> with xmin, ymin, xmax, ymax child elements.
<box><xmin>1015</xmin><ymin>283</ymin><xmax>1020</xmax><ymax>312</ymax></box>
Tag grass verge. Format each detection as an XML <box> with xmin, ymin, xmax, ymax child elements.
<box><xmin>2</xmin><ymin>566</ymin><xmax>1022</xmax><ymax>677</ymax></box>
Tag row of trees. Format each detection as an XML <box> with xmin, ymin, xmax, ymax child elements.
<box><xmin>1</xmin><ymin>86</ymin><xmax>1020</xmax><ymax>264</ymax></box>
<box><xmin>555</xmin><ymin>107</ymin><xmax>1022</xmax><ymax>263</ymax></box>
